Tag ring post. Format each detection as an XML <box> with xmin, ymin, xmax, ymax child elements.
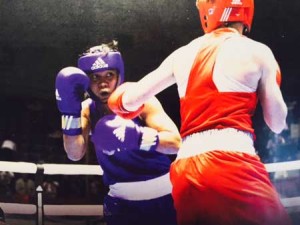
<box><xmin>35</xmin><ymin>164</ymin><xmax>44</xmax><ymax>225</ymax></box>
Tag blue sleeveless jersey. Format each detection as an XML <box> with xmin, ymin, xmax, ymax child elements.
<box><xmin>89</xmin><ymin>101</ymin><xmax>172</xmax><ymax>186</ymax></box>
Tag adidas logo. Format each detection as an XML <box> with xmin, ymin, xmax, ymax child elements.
<box><xmin>91</xmin><ymin>57</ymin><xmax>108</xmax><ymax>71</ymax></box>
<box><xmin>55</xmin><ymin>89</ymin><xmax>61</xmax><ymax>101</ymax></box>
<box><xmin>220</xmin><ymin>8</ymin><xmax>232</xmax><ymax>21</ymax></box>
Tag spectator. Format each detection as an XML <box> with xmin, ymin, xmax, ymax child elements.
<box><xmin>0</xmin><ymin>171</ymin><xmax>14</xmax><ymax>200</ymax></box>
<box><xmin>42</xmin><ymin>177</ymin><xmax>59</xmax><ymax>203</ymax></box>
<box><xmin>14</xmin><ymin>174</ymin><xmax>35</xmax><ymax>203</ymax></box>
<box><xmin>0</xmin><ymin>136</ymin><xmax>17</xmax><ymax>161</ymax></box>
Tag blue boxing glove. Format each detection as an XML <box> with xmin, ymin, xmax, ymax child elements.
<box><xmin>92</xmin><ymin>115</ymin><xmax>159</xmax><ymax>155</ymax></box>
<box><xmin>55</xmin><ymin>67</ymin><xmax>89</xmax><ymax>135</ymax></box>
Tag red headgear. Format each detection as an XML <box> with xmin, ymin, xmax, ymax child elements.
<box><xmin>196</xmin><ymin>0</ymin><xmax>254</xmax><ymax>33</ymax></box>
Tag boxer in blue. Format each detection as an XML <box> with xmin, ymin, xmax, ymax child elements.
<box><xmin>55</xmin><ymin>41</ymin><xmax>180</xmax><ymax>225</ymax></box>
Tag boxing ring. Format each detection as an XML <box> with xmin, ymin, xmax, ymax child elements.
<box><xmin>0</xmin><ymin>160</ymin><xmax>299</xmax><ymax>225</ymax></box>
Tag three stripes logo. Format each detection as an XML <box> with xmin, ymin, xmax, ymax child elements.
<box><xmin>220</xmin><ymin>8</ymin><xmax>232</xmax><ymax>22</ymax></box>
<box><xmin>61</xmin><ymin>115</ymin><xmax>81</xmax><ymax>130</ymax></box>
<box><xmin>220</xmin><ymin>0</ymin><xmax>242</xmax><ymax>22</ymax></box>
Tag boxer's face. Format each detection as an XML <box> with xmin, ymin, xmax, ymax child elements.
<box><xmin>89</xmin><ymin>70</ymin><xmax>119</xmax><ymax>103</ymax></box>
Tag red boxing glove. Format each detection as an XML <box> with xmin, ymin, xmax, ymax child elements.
<box><xmin>108</xmin><ymin>82</ymin><xmax>144</xmax><ymax>119</ymax></box>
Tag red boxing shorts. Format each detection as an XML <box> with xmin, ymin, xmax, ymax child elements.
<box><xmin>170</xmin><ymin>150</ymin><xmax>291</xmax><ymax>225</ymax></box>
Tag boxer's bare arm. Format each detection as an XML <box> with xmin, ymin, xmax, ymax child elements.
<box><xmin>257</xmin><ymin>45</ymin><xmax>287</xmax><ymax>133</ymax></box>
<box><xmin>63</xmin><ymin>106</ymin><xmax>90</xmax><ymax>161</ymax></box>
<box><xmin>216</xmin><ymin>37</ymin><xmax>287</xmax><ymax>133</ymax></box>
<box><xmin>140</xmin><ymin>97</ymin><xmax>181</xmax><ymax>154</ymax></box>
<box><xmin>122</xmin><ymin>52</ymin><xmax>177</xmax><ymax>111</ymax></box>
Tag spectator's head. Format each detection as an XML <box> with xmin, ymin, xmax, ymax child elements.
<box><xmin>0</xmin><ymin>138</ymin><xmax>17</xmax><ymax>161</ymax></box>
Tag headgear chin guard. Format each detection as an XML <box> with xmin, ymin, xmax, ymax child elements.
<box><xmin>196</xmin><ymin>0</ymin><xmax>254</xmax><ymax>33</ymax></box>
<box><xmin>78</xmin><ymin>45</ymin><xmax>125</xmax><ymax>101</ymax></box>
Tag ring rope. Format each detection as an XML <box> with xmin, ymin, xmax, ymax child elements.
<box><xmin>0</xmin><ymin>160</ymin><xmax>299</xmax><ymax>216</ymax></box>
<box><xmin>0</xmin><ymin>160</ymin><xmax>299</xmax><ymax>175</ymax></box>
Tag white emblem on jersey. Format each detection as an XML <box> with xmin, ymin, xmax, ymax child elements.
<box><xmin>113</xmin><ymin>126</ymin><xmax>126</xmax><ymax>142</ymax></box>
<box><xmin>102</xmin><ymin>149</ymin><xmax>116</xmax><ymax>155</ymax></box>
<box><xmin>231</xmin><ymin>0</ymin><xmax>242</xmax><ymax>5</ymax></box>
<box><xmin>91</xmin><ymin>57</ymin><xmax>108</xmax><ymax>71</ymax></box>
<box><xmin>107</xmin><ymin>116</ymin><xmax>135</xmax><ymax>143</ymax></box>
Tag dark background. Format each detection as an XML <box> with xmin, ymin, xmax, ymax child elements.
<box><xmin>0</xmin><ymin>0</ymin><xmax>299</xmax><ymax>161</ymax></box>
<box><xmin>1</xmin><ymin>0</ymin><xmax>299</xmax><ymax>98</ymax></box>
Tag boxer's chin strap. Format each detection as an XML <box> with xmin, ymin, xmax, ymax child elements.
<box><xmin>139</xmin><ymin>127</ymin><xmax>159</xmax><ymax>152</ymax></box>
<box><xmin>87</xmin><ymin>88</ymin><xmax>99</xmax><ymax>102</ymax></box>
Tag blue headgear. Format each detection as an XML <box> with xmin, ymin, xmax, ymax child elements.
<box><xmin>78</xmin><ymin>45</ymin><xmax>124</xmax><ymax>85</ymax></box>
<box><xmin>77</xmin><ymin>45</ymin><xmax>125</xmax><ymax>101</ymax></box>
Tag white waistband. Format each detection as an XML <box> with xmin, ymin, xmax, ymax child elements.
<box><xmin>108</xmin><ymin>173</ymin><xmax>172</xmax><ymax>201</ymax></box>
<box><xmin>177</xmin><ymin>128</ymin><xmax>256</xmax><ymax>159</ymax></box>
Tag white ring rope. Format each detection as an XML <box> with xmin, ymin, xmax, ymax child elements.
<box><xmin>0</xmin><ymin>161</ymin><xmax>104</xmax><ymax>175</ymax></box>
<box><xmin>0</xmin><ymin>202</ymin><xmax>103</xmax><ymax>216</ymax></box>
<box><xmin>264</xmin><ymin>160</ymin><xmax>300</xmax><ymax>173</ymax></box>
<box><xmin>44</xmin><ymin>205</ymin><xmax>103</xmax><ymax>216</ymax></box>
<box><xmin>0</xmin><ymin>161</ymin><xmax>37</xmax><ymax>174</ymax></box>
<box><xmin>43</xmin><ymin>163</ymin><xmax>103</xmax><ymax>175</ymax></box>
<box><xmin>0</xmin><ymin>160</ymin><xmax>299</xmax><ymax>175</ymax></box>
<box><xmin>0</xmin><ymin>160</ymin><xmax>299</xmax><ymax>216</ymax></box>
<box><xmin>0</xmin><ymin>203</ymin><xmax>36</xmax><ymax>215</ymax></box>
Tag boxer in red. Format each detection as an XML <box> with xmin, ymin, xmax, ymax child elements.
<box><xmin>108</xmin><ymin>1</ymin><xmax>292</xmax><ymax>224</ymax></box>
